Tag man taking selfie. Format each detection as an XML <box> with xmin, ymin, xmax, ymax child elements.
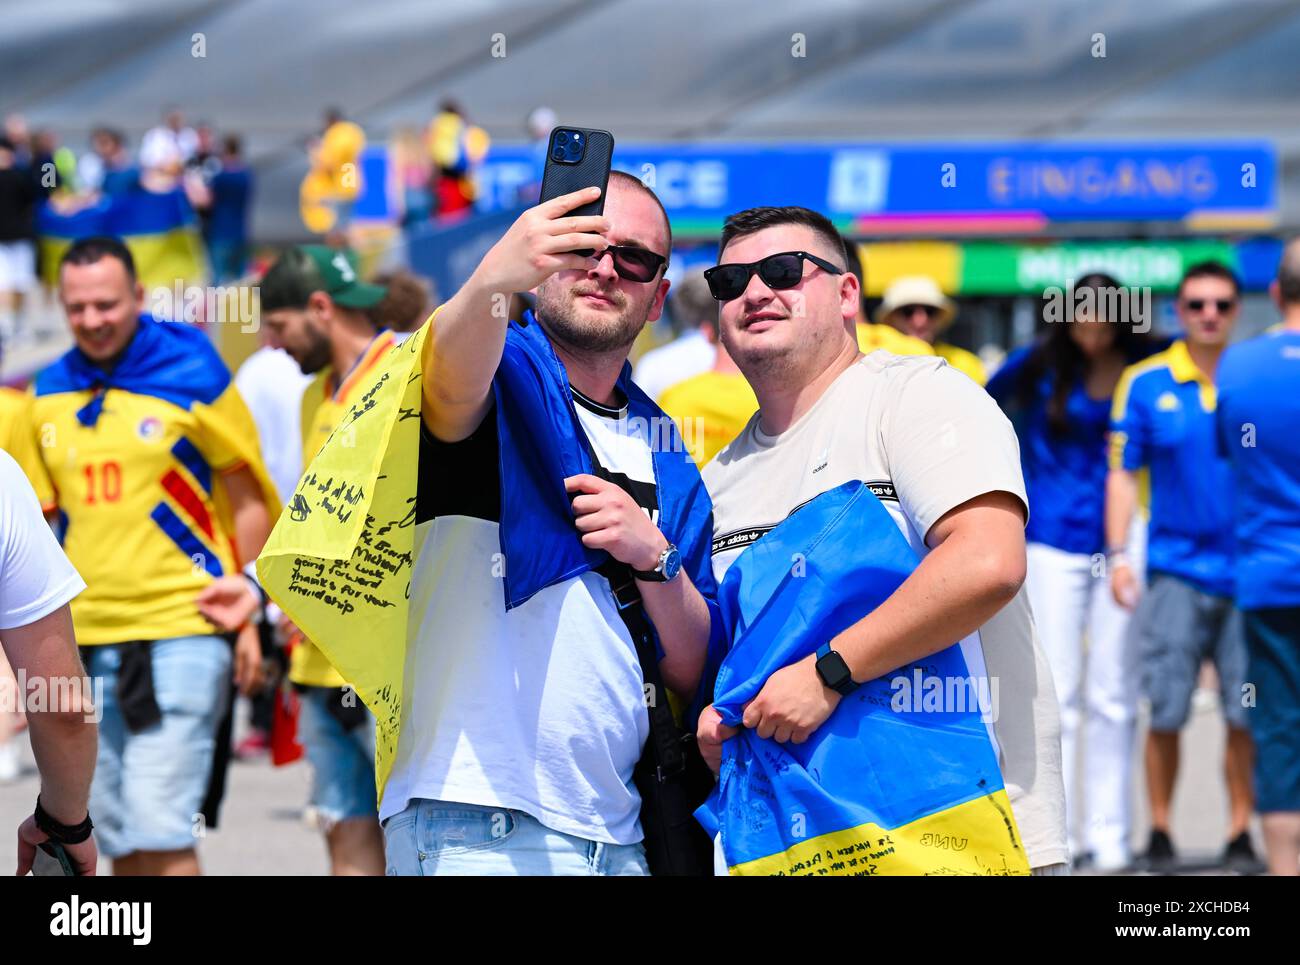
<box><xmin>382</xmin><ymin>172</ymin><xmax>717</xmax><ymax>876</ymax></box>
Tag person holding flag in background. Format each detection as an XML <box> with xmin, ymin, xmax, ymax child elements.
<box><xmin>14</xmin><ymin>236</ymin><xmax>279</xmax><ymax>875</ymax></box>
<box><xmin>695</xmin><ymin>206</ymin><xmax>1068</xmax><ymax>875</ymax></box>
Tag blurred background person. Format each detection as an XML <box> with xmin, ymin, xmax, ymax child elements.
<box><xmin>1216</xmin><ymin>240</ymin><xmax>1300</xmax><ymax>876</ymax></box>
<box><xmin>656</xmin><ymin>270</ymin><xmax>757</xmax><ymax>465</ymax></box>
<box><xmin>254</xmin><ymin>245</ymin><xmax>389</xmax><ymax>875</ymax></box>
<box><xmin>389</xmin><ymin>127</ymin><xmax>433</xmax><ymax>230</ymax></box>
<box><xmin>1107</xmin><ymin>261</ymin><xmax>1261</xmax><ymax>874</ymax></box>
<box><xmin>300</xmin><ymin>107</ymin><xmax>365</xmax><ymax>243</ymax></box>
<box><xmin>427</xmin><ymin>100</ymin><xmax>489</xmax><ymax>219</ymax></box>
<box><xmin>22</xmin><ymin>237</ymin><xmax>275</xmax><ymax>875</ymax></box>
<box><xmin>369</xmin><ymin>268</ymin><xmax>433</xmax><ymax>341</ymax></box>
<box><xmin>848</xmin><ymin>259</ymin><xmax>933</xmax><ymax>357</ymax></box>
<box><xmin>140</xmin><ymin>106</ymin><xmax>198</xmax><ymax>185</ymax></box>
<box><xmin>204</xmin><ymin>135</ymin><xmax>254</xmax><ymax>283</ymax></box>
<box><xmin>633</xmin><ymin>269</ymin><xmax>716</xmax><ymax>401</ymax></box>
<box><xmin>0</xmin><ymin>135</ymin><xmax>42</xmax><ymax>347</ymax></box>
<box><xmin>986</xmin><ymin>271</ymin><xmax>1161</xmax><ymax>871</ymax></box>
<box><xmin>877</xmin><ymin>275</ymin><xmax>986</xmax><ymax>384</ymax></box>
<box><xmin>520</xmin><ymin>105</ymin><xmax>557</xmax><ymax>204</ymax></box>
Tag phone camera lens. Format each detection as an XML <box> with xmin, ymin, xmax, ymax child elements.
<box><xmin>552</xmin><ymin>148</ymin><xmax>564</xmax><ymax>161</ymax></box>
<box><xmin>556</xmin><ymin>131</ymin><xmax>569</xmax><ymax>144</ymax></box>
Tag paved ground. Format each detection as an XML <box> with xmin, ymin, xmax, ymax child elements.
<box><xmin>0</xmin><ymin>686</ymin><xmax>1262</xmax><ymax>876</ymax></box>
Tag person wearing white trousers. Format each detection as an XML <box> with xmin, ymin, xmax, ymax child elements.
<box><xmin>1025</xmin><ymin>524</ymin><xmax>1144</xmax><ymax>870</ymax></box>
<box><xmin>985</xmin><ymin>270</ymin><xmax>1164</xmax><ymax>871</ymax></box>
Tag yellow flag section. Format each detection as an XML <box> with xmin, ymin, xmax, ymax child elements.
<box><xmin>730</xmin><ymin>793</ymin><xmax>1026</xmax><ymax>877</ymax></box>
<box><xmin>257</xmin><ymin>324</ymin><xmax>427</xmax><ymax>797</ymax></box>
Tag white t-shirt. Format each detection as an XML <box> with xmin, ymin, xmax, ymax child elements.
<box><xmin>702</xmin><ymin>351</ymin><xmax>1069</xmax><ymax>869</ymax></box>
<box><xmin>633</xmin><ymin>330</ymin><xmax>715</xmax><ymax>403</ymax></box>
<box><xmin>382</xmin><ymin>388</ymin><xmax>659</xmax><ymax>844</ymax></box>
<box><xmin>0</xmin><ymin>450</ymin><xmax>85</xmax><ymax>630</ymax></box>
<box><xmin>235</xmin><ymin>346</ymin><xmax>312</xmax><ymax>508</ymax></box>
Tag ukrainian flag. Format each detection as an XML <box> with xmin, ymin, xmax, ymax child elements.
<box><xmin>697</xmin><ymin>481</ymin><xmax>1030</xmax><ymax>876</ymax></box>
<box><xmin>38</xmin><ymin>187</ymin><xmax>207</xmax><ymax>292</ymax></box>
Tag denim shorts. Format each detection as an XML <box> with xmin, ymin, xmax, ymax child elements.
<box><xmin>84</xmin><ymin>635</ymin><xmax>231</xmax><ymax>859</ymax></box>
<box><xmin>296</xmin><ymin>685</ymin><xmax>377</xmax><ymax>829</ymax></box>
<box><xmin>1135</xmin><ymin>573</ymin><xmax>1249</xmax><ymax>731</ymax></box>
<box><xmin>1243</xmin><ymin>606</ymin><xmax>1300</xmax><ymax>812</ymax></box>
<box><xmin>382</xmin><ymin>799</ymin><xmax>649</xmax><ymax>876</ymax></box>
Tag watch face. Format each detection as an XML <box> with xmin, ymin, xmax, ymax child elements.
<box><xmin>817</xmin><ymin>650</ymin><xmax>852</xmax><ymax>691</ymax></box>
<box><xmin>662</xmin><ymin>546</ymin><xmax>682</xmax><ymax>580</ymax></box>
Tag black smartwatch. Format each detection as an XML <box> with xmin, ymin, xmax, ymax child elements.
<box><xmin>815</xmin><ymin>643</ymin><xmax>857</xmax><ymax>696</ymax></box>
<box><xmin>633</xmin><ymin>543</ymin><xmax>682</xmax><ymax>583</ymax></box>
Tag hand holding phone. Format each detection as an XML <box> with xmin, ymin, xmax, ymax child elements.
<box><xmin>469</xmin><ymin>188</ymin><xmax>611</xmax><ymax>297</ymax></box>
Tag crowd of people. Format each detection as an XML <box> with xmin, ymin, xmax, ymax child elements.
<box><xmin>1</xmin><ymin>152</ymin><xmax>1298</xmax><ymax>878</ymax></box>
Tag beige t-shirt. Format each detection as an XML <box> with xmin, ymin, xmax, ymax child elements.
<box><xmin>702</xmin><ymin>351</ymin><xmax>1068</xmax><ymax>869</ymax></box>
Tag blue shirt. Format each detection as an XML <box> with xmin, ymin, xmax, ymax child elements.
<box><xmin>206</xmin><ymin>166</ymin><xmax>252</xmax><ymax>243</ymax></box>
<box><xmin>1111</xmin><ymin>341</ymin><xmax>1234</xmax><ymax>597</ymax></box>
<box><xmin>1215</xmin><ymin>328</ymin><xmax>1300</xmax><ymax>609</ymax></box>
<box><xmin>987</xmin><ymin>345</ymin><xmax>1113</xmax><ymax>555</ymax></box>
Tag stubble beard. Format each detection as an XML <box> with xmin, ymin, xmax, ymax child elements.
<box><xmin>535</xmin><ymin>281</ymin><xmax>647</xmax><ymax>356</ymax></box>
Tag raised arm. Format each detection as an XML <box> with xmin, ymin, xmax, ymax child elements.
<box><xmin>421</xmin><ymin>187</ymin><xmax>610</xmax><ymax>442</ymax></box>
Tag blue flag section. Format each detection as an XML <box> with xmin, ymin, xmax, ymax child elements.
<box><xmin>696</xmin><ymin>481</ymin><xmax>1030</xmax><ymax>876</ymax></box>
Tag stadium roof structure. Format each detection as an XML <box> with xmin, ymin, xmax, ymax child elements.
<box><xmin>5</xmin><ymin>0</ymin><xmax>1300</xmax><ymax>239</ymax></box>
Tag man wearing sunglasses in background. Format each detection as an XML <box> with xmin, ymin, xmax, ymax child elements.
<box><xmin>694</xmin><ymin>206</ymin><xmax>1069</xmax><ymax>874</ymax></box>
<box><xmin>876</xmin><ymin>275</ymin><xmax>987</xmax><ymax>385</ymax></box>
<box><xmin>383</xmin><ymin>171</ymin><xmax>718</xmax><ymax>875</ymax></box>
<box><xmin>1107</xmin><ymin>261</ymin><xmax>1263</xmax><ymax>873</ymax></box>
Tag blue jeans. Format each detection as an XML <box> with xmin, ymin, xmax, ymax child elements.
<box><xmin>382</xmin><ymin>799</ymin><xmax>649</xmax><ymax>876</ymax></box>
<box><xmin>84</xmin><ymin>635</ymin><xmax>231</xmax><ymax>858</ymax></box>
<box><xmin>296</xmin><ymin>685</ymin><xmax>377</xmax><ymax>828</ymax></box>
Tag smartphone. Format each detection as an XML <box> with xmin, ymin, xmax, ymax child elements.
<box><xmin>538</xmin><ymin>126</ymin><xmax>614</xmax><ymax>217</ymax></box>
<box><xmin>32</xmin><ymin>841</ymin><xmax>77</xmax><ymax>876</ymax></box>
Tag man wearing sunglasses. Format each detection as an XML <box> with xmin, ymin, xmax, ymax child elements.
<box><xmin>695</xmin><ymin>205</ymin><xmax>1069</xmax><ymax>874</ymax></box>
<box><xmin>383</xmin><ymin>172</ymin><xmax>717</xmax><ymax>875</ymax></box>
<box><xmin>876</xmin><ymin>275</ymin><xmax>987</xmax><ymax>385</ymax></box>
<box><xmin>1107</xmin><ymin>260</ymin><xmax>1262</xmax><ymax>873</ymax></box>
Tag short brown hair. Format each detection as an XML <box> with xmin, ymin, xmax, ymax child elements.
<box><xmin>369</xmin><ymin>269</ymin><xmax>433</xmax><ymax>333</ymax></box>
<box><xmin>718</xmin><ymin>206</ymin><xmax>850</xmax><ymax>270</ymax></box>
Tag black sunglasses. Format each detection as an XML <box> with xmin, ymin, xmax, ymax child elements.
<box><xmin>572</xmin><ymin>244</ymin><xmax>667</xmax><ymax>283</ymax></box>
<box><xmin>1183</xmin><ymin>298</ymin><xmax>1236</xmax><ymax>313</ymax></box>
<box><xmin>899</xmin><ymin>303</ymin><xmax>942</xmax><ymax>319</ymax></box>
<box><xmin>704</xmin><ymin>251</ymin><xmax>844</xmax><ymax>301</ymax></box>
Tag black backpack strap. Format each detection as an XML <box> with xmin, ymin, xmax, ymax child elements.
<box><xmin>596</xmin><ymin>559</ymin><xmax>687</xmax><ymax>781</ymax></box>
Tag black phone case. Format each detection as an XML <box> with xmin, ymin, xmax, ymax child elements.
<box><xmin>539</xmin><ymin>128</ymin><xmax>614</xmax><ymax>217</ymax></box>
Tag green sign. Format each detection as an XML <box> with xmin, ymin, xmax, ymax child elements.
<box><xmin>960</xmin><ymin>240</ymin><xmax>1237</xmax><ymax>295</ymax></box>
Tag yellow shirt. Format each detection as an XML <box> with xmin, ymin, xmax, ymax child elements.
<box><xmin>28</xmin><ymin>386</ymin><xmax>256</xmax><ymax>644</ymax></box>
<box><xmin>0</xmin><ymin>387</ymin><xmax>55</xmax><ymax>510</ymax></box>
<box><xmin>855</xmin><ymin>322</ymin><xmax>934</xmax><ymax>357</ymax></box>
<box><xmin>658</xmin><ymin>370</ymin><xmax>759</xmax><ymax>466</ymax></box>
<box><xmin>289</xmin><ymin>331</ymin><xmax>397</xmax><ymax>687</ymax></box>
<box><xmin>935</xmin><ymin>342</ymin><xmax>987</xmax><ymax>386</ymax></box>
<box><xmin>318</xmin><ymin>120</ymin><xmax>366</xmax><ymax>200</ymax></box>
